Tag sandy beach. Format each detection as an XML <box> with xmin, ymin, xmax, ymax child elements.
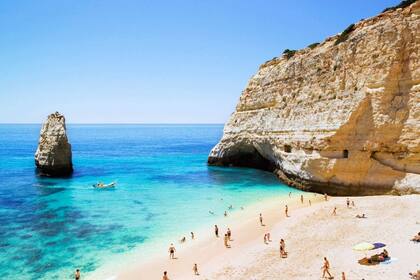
<box><xmin>96</xmin><ymin>194</ymin><xmax>419</xmax><ymax>280</ymax></box>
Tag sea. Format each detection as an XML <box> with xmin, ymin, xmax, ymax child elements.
<box><xmin>0</xmin><ymin>124</ymin><xmax>300</xmax><ymax>279</ymax></box>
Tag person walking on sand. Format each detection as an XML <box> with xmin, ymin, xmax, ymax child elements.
<box><xmin>332</xmin><ymin>207</ymin><xmax>337</xmax><ymax>216</ymax></box>
<box><xmin>280</xmin><ymin>239</ymin><xmax>287</xmax><ymax>257</ymax></box>
<box><xmin>224</xmin><ymin>234</ymin><xmax>230</xmax><ymax>248</ymax></box>
<box><xmin>75</xmin><ymin>269</ymin><xmax>80</xmax><ymax>280</ymax></box>
<box><xmin>227</xmin><ymin>228</ymin><xmax>232</xmax><ymax>240</ymax></box>
<box><xmin>346</xmin><ymin>198</ymin><xmax>350</xmax><ymax>208</ymax></box>
<box><xmin>163</xmin><ymin>271</ymin><xmax>169</xmax><ymax>280</ymax></box>
<box><xmin>266</xmin><ymin>232</ymin><xmax>271</xmax><ymax>242</ymax></box>
<box><xmin>264</xmin><ymin>233</ymin><xmax>268</xmax><ymax>244</ymax></box>
<box><xmin>285</xmin><ymin>205</ymin><xmax>289</xmax><ymax>217</ymax></box>
<box><xmin>259</xmin><ymin>213</ymin><xmax>264</xmax><ymax>226</ymax></box>
<box><xmin>300</xmin><ymin>194</ymin><xmax>304</xmax><ymax>204</ymax></box>
<box><xmin>191</xmin><ymin>232</ymin><xmax>194</xmax><ymax>239</ymax></box>
<box><xmin>169</xmin><ymin>243</ymin><xmax>176</xmax><ymax>259</ymax></box>
<box><xmin>351</xmin><ymin>200</ymin><xmax>355</xmax><ymax>207</ymax></box>
<box><xmin>214</xmin><ymin>225</ymin><xmax>219</xmax><ymax>237</ymax></box>
<box><xmin>193</xmin><ymin>263</ymin><xmax>199</xmax><ymax>275</ymax></box>
<box><xmin>324</xmin><ymin>193</ymin><xmax>328</xmax><ymax>201</ymax></box>
<box><xmin>322</xmin><ymin>257</ymin><xmax>332</xmax><ymax>279</ymax></box>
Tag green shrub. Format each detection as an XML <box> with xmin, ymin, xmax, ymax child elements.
<box><xmin>308</xmin><ymin>42</ymin><xmax>320</xmax><ymax>49</ymax></box>
<box><xmin>382</xmin><ymin>0</ymin><xmax>417</xmax><ymax>13</ymax></box>
<box><xmin>334</xmin><ymin>24</ymin><xmax>355</xmax><ymax>45</ymax></box>
<box><xmin>283</xmin><ymin>49</ymin><xmax>296</xmax><ymax>59</ymax></box>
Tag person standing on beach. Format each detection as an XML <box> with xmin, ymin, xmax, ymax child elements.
<box><xmin>224</xmin><ymin>211</ymin><xmax>228</xmax><ymax>217</ymax></box>
<box><xmin>300</xmin><ymin>195</ymin><xmax>304</xmax><ymax>204</ymax></box>
<box><xmin>332</xmin><ymin>207</ymin><xmax>337</xmax><ymax>216</ymax></box>
<box><xmin>324</xmin><ymin>193</ymin><xmax>328</xmax><ymax>201</ymax></box>
<box><xmin>346</xmin><ymin>198</ymin><xmax>350</xmax><ymax>208</ymax></box>
<box><xmin>289</xmin><ymin>192</ymin><xmax>291</xmax><ymax>198</ymax></box>
<box><xmin>285</xmin><ymin>205</ymin><xmax>289</xmax><ymax>217</ymax></box>
<box><xmin>280</xmin><ymin>239</ymin><xmax>287</xmax><ymax>257</ymax></box>
<box><xmin>224</xmin><ymin>234</ymin><xmax>230</xmax><ymax>248</ymax></box>
<box><xmin>214</xmin><ymin>225</ymin><xmax>219</xmax><ymax>237</ymax></box>
<box><xmin>227</xmin><ymin>228</ymin><xmax>232</xmax><ymax>240</ymax></box>
<box><xmin>191</xmin><ymin>232</ymin><xmax>194</xmax><ymax>239</ymax></box>
<box><xmin>259</xmin><ymin>213</ymin><xmax>264</xmax><ymax>226</ymax></box>
<box><xmin>309</xmin><ymin>199</ymin><xmax>312</xmax><ymax>206</ymax></box>
<box><xmin>168</xmin><ymin>244</ymin><xmax>176</xmax><ymax>259</ymax></box>
<box><xmin>163</xmin><ymin>271</ymin><xmax>169</xmax><ymax>280</ymax></box>
<box><xmin>75</xmin><ymin>269</ymin><xmax>80</xmax><ymax>280</ymax></box>
<box><xmin>193</xmin><ymin>263</ymin><xmax>199</xmax><ymax>275</ymax></box>
<box><xmin>322</xmin><ymin>257</ymin><xmax>332</xmax><ymax>278</ymax></box>
<box><xmin>341</xmin><ymin>271</ymin><xmax>346</xmax><ymax>280</ymax></box>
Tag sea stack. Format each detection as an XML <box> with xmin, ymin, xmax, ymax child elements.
<box><xmin>209</xmin><ymin>2</ymin><xmax>420</xmax><ymax>195</ymax></box>
<box><xmin>35</xmin><ymin>112</ymin><xmax>73</xmax><ymax>176</ymax></box>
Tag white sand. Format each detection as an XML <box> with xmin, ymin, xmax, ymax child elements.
<box><xmin>97</xmin><ymin>194</ymin><xmax>420</xmax><ymax>280</ymax></box>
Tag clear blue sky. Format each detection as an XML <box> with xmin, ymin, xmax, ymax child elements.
<box><xmin>0</xmin><ymin>0</ymin><xmax>398</xmax><ymax>123</ymax></box>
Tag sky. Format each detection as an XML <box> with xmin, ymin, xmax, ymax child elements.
<box><xmin>0</xmin><ymin>0</ymin><xmax>399</xmax><ymax>124</ymax></box>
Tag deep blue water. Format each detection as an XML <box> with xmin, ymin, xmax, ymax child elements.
<box><xmin>0</xmin><ymin>124</ymin><xmax>298</xmax><ymax>279</ymax></box>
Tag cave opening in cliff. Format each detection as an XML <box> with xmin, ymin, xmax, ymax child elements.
<box><xmin>343</xmin><ymin>149</ymin><xmax>349</xmax><ymax>158</ymax></box>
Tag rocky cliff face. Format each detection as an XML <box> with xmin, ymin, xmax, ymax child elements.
<box><xmin>35</xmin><ymin>112</ymin><xmax>73</xmax><ymax>176</ymax></box>
<box><xmin>209</xmin><ymin>2</ymin><xmax>420</xmax><ymax>195</ymax></box>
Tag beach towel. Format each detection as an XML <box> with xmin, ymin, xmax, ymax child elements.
<box><xmin>380</xmin><ymin>257</ymin><xmax>398</xmax><ymax>265</ymax></box>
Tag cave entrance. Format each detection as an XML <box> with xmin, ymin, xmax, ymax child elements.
<box><xmin>343</xmin><ymin>149</ymin><xmax>349</xmax><ymax>158</ymax></box>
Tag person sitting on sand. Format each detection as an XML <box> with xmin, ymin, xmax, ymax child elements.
<box><xmin>163</xmin><ymin>271</ymin><xmax>169</xmax><ymax>280</ymax></box>
<box><xmin>214</xmin><ymin>225</ymin><xmax>219</xmax><ymax>237</ymax></box>
<box><xmin>193</xmin><ymin>263</ymin><xmax>199</xmax><ymax>276</ymax></box>
<box><xmin>227</xmin><ymin>228</ymin><xmax>232</xmax><ymax>240</ymax></box>
<box><xmin>285</xmin><ymin>205</ymin><xmax>289</xmax><ymax>217</ymax></box>
<box><xmin>280</xmin><ymin>239</ymin><xmax>287</xmax><ymax>258</ymax></box>
<box><xmin>224</xmin><ymin>234</ymin><xmax>230</xmax><ymax>248</ymax></box>
<box><xmin>411</xmin><ymin>232</ymin><xmax>420</xmax><ymax>242</ymax></box>
<box><xmin>180</xmin><ymin>236</ymin><xmax>186</xmax><ymax>243</ymax></box>
<box><xmin>409</xmin><ymin>270</ymin><xmax>420</xmax><ymax>279</ymax></box>
<box><xmin>169</xmin><ymin>244</ymin><xmax>176</xmax><ymax>259</ymax></box>
<box><xmin>322</xmin><ymin>257</ymin><xmax>332</xmax><ymax>279</ymax></box>
<box><xmin>75</xmin><ymin>269</ymin><xmax>80</xmax><ymax>280</ymax></box>
<box><xmin>356</xmin><ymin>214</ymin><xmax>366</xmax><ymax>218</ymax></box>
<box><xmin>332</xmin><ymin>207</ymin><xmax>337</xmax><ymax>216</ymax></box>
<box><xmin>259</xmin><ymin>213</ymin><xmax>264</xmax><ymax>226</ymax></box>
<box><xmin>191</xmin><ymin>232</ymin><xmax>194</xmax><ymax>239</ymax></box>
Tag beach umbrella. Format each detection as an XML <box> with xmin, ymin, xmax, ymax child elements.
<box><xmin>372</xmin><ymin>242</ymin><xmax>386</xmax><ymax>249</ymax></box>
<box><xmin>352</xmin><ymin>242</ymin><xmax>374</xmax><ymax>251</ymax></box>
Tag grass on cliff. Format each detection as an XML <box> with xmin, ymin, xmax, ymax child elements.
<box><xmin>382</xmin><ymin>0</ymin><xmax>417</xmax><ymax>12</ymax></box>
<box><xmin>283</xmin><ymin>49</ymin><xmax>296</xmax><ymax>59</ymax></box>
<box><xmin>307</xmin><ymin>42</ymin><xmax>320</xmax><ymax>49</ymax></box>
<box><xmin>334</xmin><ymin>24</ymin><xmax>355</xmax><ymax>45</ymax></box>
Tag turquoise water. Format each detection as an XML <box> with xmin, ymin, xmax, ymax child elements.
<box><xmin>0</xmin><ymin>124</ymin><xmax>299</xmax><ymax>279</ymax></box>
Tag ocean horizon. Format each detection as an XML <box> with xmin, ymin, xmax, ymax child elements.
<box><xmin>0</xmin><ymin>124</ymin><xmax>299</xmax><ymax>279</ymax></box>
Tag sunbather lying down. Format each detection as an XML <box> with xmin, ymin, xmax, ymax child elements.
<box><xmin>367</xmin><ymin>249</ymin><xmax>389</xmax><ymax>264</ymax></box>
<box><xmin>356</xmin><ymin>214</ymin><xmax>366</xmax><ymax>218</ymax></box>
<box><xmin>411</xmin><ymin>232</ymin><xmax>420</xmax><ymax>242</ymax></box>
<box><xmin>409</xmin><ymin>270</ymin><xmax>420</xmax><ymax>279</ymax></box>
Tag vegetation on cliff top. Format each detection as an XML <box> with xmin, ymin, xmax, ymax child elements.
<box><xmin>382</xmin><ymin>0</ymin><xmax>417</xmax><ymax>13</ymax></box>
<box><xmin>283</xmin><ymin>49</ymin><xmax>296</xmax><ymax>59</ymax></box>
<box><xmin>334</xmin><ymin>24</ymin><xmax>355</xmax><ymax>45</ymax></box>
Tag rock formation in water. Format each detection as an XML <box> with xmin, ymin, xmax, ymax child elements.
<box><xmin>35</xmin><ymin>112</ymin><xmax>73</xmax><ymax>176</ymax></box>
<box><xmin>209</xmin><ymin>1</ymin><xmax>420</xmax><ymax>195</ymax></box>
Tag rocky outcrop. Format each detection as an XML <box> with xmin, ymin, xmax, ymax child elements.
<box><xmin>209</xmin><ymin>1</ymin><xmax>420</xmax><ymax>195</ymax></box>
<box><xmin>35</xmin><ymin>112</ymin><xmax>73</xmax><ymax>176</ymax></box>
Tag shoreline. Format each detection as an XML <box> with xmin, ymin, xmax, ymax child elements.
<box><xmin>89</xmin><ymin>193</ymin><xmax>419</xmax><ymax>280</ymax></box>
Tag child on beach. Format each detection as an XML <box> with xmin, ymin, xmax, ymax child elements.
<box><xmin>168</xmin><ymin>244</ymin><xmax>176</xmax><ymax>259</ymax></box>
<box><xmin>193</xmin><ymin>263</ymin><xmax>199</xmax><ymax>275</ymax></box>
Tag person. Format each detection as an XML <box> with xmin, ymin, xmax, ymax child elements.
<box><xmin>322</xmin><ymin>257</ymin><xmax>332</xmax><ymax>279</ymax></box>
<box><xmin>356</xmin><ymin>213</ymin><xmax>366</xmax><ymax>218</ymax></box>
<box><xmin>180</xmin><ymin>236</ymin><xmax>186</xmax><ymax>243</ymax></box>
<box><xmin>259</xmin><ymin>213</ymin><xmax>264</xmax><ymax>226</ymax></box>
<box><xmin>224</xmin><ymin>211</ymin><xmax>228</xmax><ymax>217</ymax></box>
<box><xmin>341</xmin><ymin>271</ymin><xmax>346</xmax><ymax>280</ymax></box>
<box><xmin>324</xmin><ymin>193</ymin><xmax>328</xmax><ymax>201</ymax></box>
<box><xmin>411</xmin><ymin>232</ymin><xmax>420</xmax><ymax>242</ymax></box>
<box><xmin>75</xmin><ymin>269</ymin><xmax>80</xmax><ymax>280</ymax></box>
<box><xmin>266</xmin><ymin>232</ymin><xmax>271</xmax><ymax>242</ymax></box>
<box><xmin>289</xmin><ymin>192</ymin><xmax>291</xmax><ymax>198</ymax></box>
<box><xmin>309</xmin><ymin>199</ymin><xmax>312</xmax><ymax>206</ymax></box>
<box><xmin>214</xmin><ymin>225</ymin><xmax>219</xmax><ymax>237</ymax></box>
<box><xmin>351</xmin><ymin>200</ymin><xmax>355</xmax><ymax>207</ymax></box>
<box><xmin>280</xmin><ymin>239</ymin><xmax>287</xmax><ymax>258</ymax></box>
<box><xmin>285</xmin><ymin>205</ymin><xmax>289</xmax><ymax>217</ymax></box>
<box><xmin>224</xmin><ymin>234</ymin><xmax>230</xmax><ymax>248</ymax></box>
<box><xmin>163</xmin><ymin>271</ymin><xmax>169</xmax><ymax>280</ymax></box>
<box><xmin>300</xmin><ymin>195</ymin><xmax>304</xmax><ymax>204</ymax></box>
<box><xmin>264</xmin><ymin>234</ymin><xmax>268</xmax><ymax>244</ymax></box>
<box><xmin>409</xmin><ymin>270</ymin><xmax>420</xmax><ymax>279</ymax></box>
<box><xmin>169</xmin><ymin>243</ymin><xmax>176</xmax><ymax>259</ymax></box>
<box><xmin>346</xmin><ymin>198</ymin><xmax>350</xmax><ymax>208</ymax></box>
<box><xmin>227</xmin><ymin>228</ymin><xmax>232</xmax><ymax>240</ymax></box>
<box><xmin>193</xmin><ymin>263</ymin><xmax>199</xmax><ymax>276</ymax></box>
<box><xmin>228</xmin><ymin>205</ymin><xmax>233</xmax><ymax>210</ymax></box>
<box><xmin>191</xmin><ymin>232</ymin><xmax>195</xmax><ymax>239</ymax></box>
<box><xmin>332</xmin><ymin>207</ymin><xmax>337</xmax><ymax>215</ymax></box>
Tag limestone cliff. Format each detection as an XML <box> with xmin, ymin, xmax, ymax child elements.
<box><xmin>209</xmin><ymin>1</ymin><xmax>420</xmax><ymax>195</ymax></box>
<box><xmin>35</xmin><ymin>112</ymin><xmax>73</xmax><ymax>176</ymax></box>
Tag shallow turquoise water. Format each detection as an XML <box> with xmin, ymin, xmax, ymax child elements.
<box><xmin>0</xmin><ymin>124</ymin><xmax>300</xmax><ymax>279</ymax></box>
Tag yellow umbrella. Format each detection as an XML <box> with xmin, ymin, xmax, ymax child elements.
<box><xmin>353</xmin><ymin>242</ymin><xmax>374</xmax><ymax>251</ymax></box>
